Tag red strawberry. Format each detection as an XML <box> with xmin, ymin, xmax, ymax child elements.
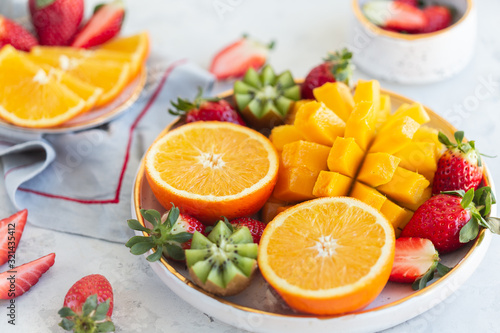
<box><xmin>0</xmin><ymin>209</ymin><xmax>28</xmax><ymax>266</ymax></box>
<box><xmin>433</xmin><ymin>131</ymin><xmax>484</xmax><ymax>195</ymax></box>
<box><xmin>0</xmin><ymin>16</ymin><xmax>39</xmax><ymax>51</ymax></box>
<box><xmin>0</xmin><ymin>253</ymin><xmax>55</xmax><ymax>299</ymax></box>
<box><xmin>126</xmin><ymin>205</ymin><xmax>206</xmax><ymax>261</ymax></box>
<box><xmin>59</xmin><ymin>274</ymin><xmax>114</xmax><ymax>332</ymax></box>
<box><xmin>301</xmin><ymin>49</ymin><xmax>353</xmax><ymax>100</ymax></box>
<box><xmin>29</xmin><ymin>0</ymin><xmax>84</xmax><ymax>46</ymax></box>
<box><xmin>169</xmin><ymin>88</ymin><xmax>246</xmax><ymax>125</ymax></box>
<box><xmin>230</xmin><ymin>217</ymin><xmax>266</xmax><ymax>244</ymax></box>
<box><xmin>363</xmin><ymin>0</ymin><xmax>427</xmax><ymax>33</ymax></box>
<box><xmin>71</xmin><ymin>0</ymin><xmax>125</xmax><ymax>48</ymax></box>
<box><xmin>209</xmin><ymin>35</ymin><xmax>273</xmax><ymax>80</ymax></box>
<box><xmin>401</xmin><ymin>188</ymin><xmax>499</xmax><ymax>253</ymax></box>
<box><xmin>419</xmin><ymin>6</ymin><xmax>452</xmax><ymax>33</ymax></box>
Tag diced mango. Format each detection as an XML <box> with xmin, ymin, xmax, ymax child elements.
<box><xmin>294</xmin><ymin>101</ymin><xmax>345</xmax><ymax>146</ymax></box>
<box><xmin>313</xmin><ymin>171</ymin><xmax>353</xmax><ymax>198</ymax></box>
<box><xmin>369</xmin><ymin>116</ymin><xmax>420</xmax><ymax>154</ymax></box>
<box><xmin>272</xmin><ymin>166</ymin><xmax>317</xmax><ymax>202</ymax></box>
<box><xmin>350</xmin><ymin>181</ymin><xmax>387</xmax><ymax>210</ymax></box>
<box><xmin>394</xmin><ymin>142</ymin><xmax>437</xmax><ymax>183</ymax></box>
<box><xmin>282</xmin><ymin>140</ymin><xmax>330</xmax><ymax>173</ymax></box>
<box><xmin>398</xmin><ymin>187</ymin><xmax>432</xmax><ymax>211</ymax></box>
<box><xmin>353</xmin><ymin>79</ymin><xmax>380</xmax><ymax>114</ymax></box>
<box><xmin>270</xmin><ymin>125</ymin><xmax>306</xmax><ymax>151</ymax></box>
<box><xmin>380</xmin><ymin>200</ymin><xmax>414</xmax><ymax>237</ymax></box>
<box><xmin>344</xmin><ymin>101</ymin><xmax>377</xmax><ymax>151</ymax></box>
<box><xmin>413</xmin><ymin>126</ymin><xmax>445</xmax><ymax>161</ymax></box>
<box><xmin>285</xmin><ymin>99</ymin><xmax>313</xmax><ymax>125</ymax></box>
<box><xmin>382</xmin><ymin>103</ymin><xmax>430</xmax><ymax>130</ymax></box>
<box><xmin>377</xmin><ymin>167</ymin><xmax>430</xmax><ymax>205</ymax></box>
<box><xmin>313</xmin><ymin>82</ymin><xmax>355</xmax><ymax>122</ymax></box>
<box><xmin>327</xmin><ymin>137</ymin><xmax>364</xmax><ymax>178</ymax></box>
<box><xmin>376</xmin><ymin>94</ymin><xmax>392</xmax><ymax>129</ymax></box>
<box><xmin>276</xmin><ymin>205</ymin><xmax>292</xmax><ymax>215</ymax></box>
<box><xmin>357</xmin><ymin>153</ymin><xmax>401</xmax><ymax>187</ymax></box>
<box><xmin>260</xmin><ymin>196</ymin><xmax>289</xmax><ymax>223</ymax></box>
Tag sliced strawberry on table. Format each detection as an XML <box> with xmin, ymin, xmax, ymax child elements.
<box><xmin>0</xmin><ymin>16</ymin><xmax>39</xmax><ymax>51</ymax></box>
<box><xmin>29</xmin><ymin>0</ymin><xmax>84</xmax><ymax>46</ymax></box>
<box><xmin>390</xmin><ymin>237</ymin><xmax>450</xmax><ymax>290</ymax></box>
<box><xmin>59</xmin><ymin>274</ymin><xmax>114</xmax><ymax>332</ymax></box>
<box><xmin>169</xmin><ymin>88</ymin><xmax>246</xmax><ymax>125</ymax></box>
<box><xmin>301</xmin><ymin>48</ymin><xmax>353</xmax><ymax>100</ymax></box>
<box><xmin>0</xmin><ymin>209</ymin><xmax>28</xmax><ymax>266</ymax></box>
<box><xmin>419</xmin><ymin>6</ymin><xmax>452</xmax><ymax>33</ymax></box>
<box><xmin>71</xmin><ymin>0</ymin><xmax>125</xmax><ymax>48</ymax></box>
<box><xmin>230</xmin><ymin>217</ymin><xmax>266</xmax><ymax>244</ymax></box>
<box><xmin>363</xmin><ymin>0</ymin><xmax>427</xmax><ymax>33</ymax></box>
<box><xmin>0</xmin><ymin>253</ymin><xmax>55</xmax><ymax>299</ymax></box>
<box><xmin>209</xmin><ymin>35</ymin><xmax>274</xmax><ymax>80</ymax></box>
<box><xmin>126</xmin><ymin>205</ymin><xmax>206</xmax><ymax>261</ymax></box>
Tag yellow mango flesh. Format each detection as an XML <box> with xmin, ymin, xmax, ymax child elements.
<box><xmin>353</xmin><ymin>79</ymin><xmax>381</xmax><ymax>114</ymax></box>
<box><xmin>380</xmin><ymin>200</ymin><xmax>414</xmax><ymax>237</ymax></box>
<box><xmin>261</xmin><ymin>196</ymin><xmax>289</xmax><ymax>223</ymax></box>
<box><xmin>312</xmin><ymin>171</ymin><xmax>353</xmax><ymax>198</ymax></box>
<box><xmin>344</xmin><ymin>101</ymin><xmax>377</xmax><ymax>151</ymax></box>
<box><xmin>377</xmin><ymin>167</ymin><xmax>430</xmax><ymax>205</ymax></box>
<box><xmin>313</xmin><ymin>82</ymin><xmax>354</xmax><ymax>122</ymax></box>
<box><xmin>369</xmin><ymin>116</ymin><xmax>420</xmax><ymax>154</ymax></box>
<box><xmin>350</xmin><ymin>181</ymin><xmax>387</xmax><ymax>210</ymax></box>
<box><xmin>270</xmin><ymin>125</ymin><xmax>305</xmax><ymax>151</ymax></box>
<box><xmin>398</xmin><ymin>187</ymin><xmax>432</xmax><ymax>211</ymax></box>
<box><xmin>394</xmin><ymin>142</ymin><xmax>437</xmax><ymax>183</ymax></box>
<box><xmin>327</xmin><ymin>137</ymin><xmax>364</xmax><ymax>178</ymax></box>
<box><xmin>413</xmin><ymin>126</ymin><xmax>445</xmax><ymax>161</ymax></box>
<box><xmin>294</xmin><ymin>101</ymin><xmax>345</xmax><ymax>146</ymax></box>
<box><xmin>382</xmin><ymin>103</ymin><xmax>430</xmax><ymax>131</ymax></box>
<box><xmin>357</xmin><ymin>153</ymin><xmax>401</xmax><ymax>187</ymax></box>
<box><xmin>272</xmin><ymin>165</ymin><xmax>317</xmax><ymax>202</ymax></box>
<box><xmin>282</xmin><ymin>140</ymin><xmax>330</xmax><ymax>173</ymax></box>
<box><xmin>376</xmin><ymin>94</ymin><xmax>391</xmax><ymax>129</ymax></box>
<box><xmin>285</xmin><ymin>99</ymin><xmax>313</xmax><ymax>125</ymax></box>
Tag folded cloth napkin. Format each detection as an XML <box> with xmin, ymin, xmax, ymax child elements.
<box><xmin>0</xmin><ymin>57</ymin><xmax>215</xmax><ymax>243</ymax></box>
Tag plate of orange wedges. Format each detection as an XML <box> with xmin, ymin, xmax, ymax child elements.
<box><xmin>129</xmin><ymin>62</ymin><xmax>496</xmax><ymax>333</ymax></box>
<box><xmin>0</xmin><ymin>31</ymin><xmax>149</xmax><ymax>133</ymax></box>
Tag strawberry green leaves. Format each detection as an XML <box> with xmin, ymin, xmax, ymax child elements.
<box><xmin>59</xmin><ymin>295</ymin><xmax>115</xmax><ymax>332</ymax></box>
<box><xmin>412</xmin><ymin>261</ymin><xmax>451</xmax><ymax>291</ymax></box>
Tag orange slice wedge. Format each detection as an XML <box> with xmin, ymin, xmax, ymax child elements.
<box><xmin>258</xmin><ymin>196</ymin><xmax>395</xmax><ymax>315</ymax></box>
<box><xmin>99</xmin><ymin>32</ymin><xmax>149</xmax><ymax>77</ymax></box>
<box><xmin>144</xmin><ymin>121</ymin><xmax>279</xmax><ymax>224</ymax></box>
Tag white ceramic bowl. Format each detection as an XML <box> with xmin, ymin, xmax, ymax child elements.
<box><xmin>350</xmin><ymin>0</ymin><xmax>476</xmax><ymax>84</ymax></box>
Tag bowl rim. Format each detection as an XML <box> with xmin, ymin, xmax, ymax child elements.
<box><xmin>352</xmin><ymin>0</ymin><xmax>474</xmax><ymax>41</ymax></box>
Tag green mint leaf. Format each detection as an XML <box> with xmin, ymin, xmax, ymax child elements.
<box><xmin>125</xmin><ymin>236</ymin><xmax>152</xmax><ymax>248</ymax></box>
<box><xmin>92</xmin><ymin>300</ymin><xmax>110</xmax><ymax>321</ymax></box>
<box><xmin>58</xmin><ymin>307</ymin><xmax>76</xmax><ymax>318</ymax></box>
<box><xmin>164</xmin><ymin>244</ymin><xmax>185</xmax><ymax>261</ymax></box>
<box><xmin>146</xmin><ymin>246</ymin><xmax>163</xmax><ymax>262</ymax></box>
<box><xmin>167</xmin><ymin>232</ymin><xmax>193</xmax><ymax>244</ymax></box>
<box><xmin>130</xmin><ymin>241</ymin><xmax>155</xmax><ymax>255</ymax></box>
<box><xmin>141</xmin><ymin>209</ymin><xmax>162</xmax><ymax>227</ymax></box>
<box><xmin>438</xmin><ymin>132</ymin><xmax>453</xmax><ymax>146</ymax></box>
<box><xmin>96</xmin><ymin>321</ymin><xmax>116</xmax><ymax>332</ymax></box>
<box><xmin>461</xmin><ymin>189</ymin><xmax>475</xmax><ymax>209</ymax></box>
<box><xmin>59</xmin><ymin>318</ymin><xmax>75</xmax><ymax>331</ymax></box>
<box><xmin>459</xmin><ymin>217</ymin><xmax>479</xmax><ymax>243</ymax></box>
<box><xmin>454</xmin><ymin>131</ymin><xmax>464</xmax><ymax>144</ymax></box>
<box><xmin>437</xmin><ymin>263</ymin><xmax>452</xmax><ymax>276</ymax></box>
<box><xmin>127</xmin><ymin>219</ymin><xmax>150</xmax><ymax>232</ymax></box>
<box><xmin>82</xmin><ymin>294</ymin><xmax>98</xmax><ymax>317</ymax></box>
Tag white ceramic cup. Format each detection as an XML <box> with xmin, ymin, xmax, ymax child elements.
<box><xmin>350</xmin><ymin>0</ymin><xmax>477</xmax><ymax>84</ymax></box>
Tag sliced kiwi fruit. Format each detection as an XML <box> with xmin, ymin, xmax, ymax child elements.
<box><xmin>234</xmin><ymin>65</ymin><xmax>301</xmax><ymax>130</ymax></box>
<box><xmin>185</xmin><ymin>220</ymin><xmax>258</xmax><ymax>297</ymax></box>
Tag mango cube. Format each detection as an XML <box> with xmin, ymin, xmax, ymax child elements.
<box><xmin>272</xmin><ymin>166</ymin><xmax>317</xmax><ymax>202</ymax></box>
<box><xmin>350</xmin><ymin>181</ymin><xmax>387</xmax><ymax>210</ymax></box>
<box><xmin>285</xmin><ymin>99</ymin><xmax>313</xmax><ymax>125</ymax></box>
<box><xmin>270</xmin><ymin>125</ymin><xmax>306</xmax><ymax>151</ymax></box>
<box><xmin>394</xmin><ymin>142</ymin><xmax>437</xmax><ymax>182</ymax></box>
<box><xmin>377</xmin><ymin>167</ymin><xmax>430</xmax><ymax>205</ymax></box>
<box><xmin>413</xmin><ymin>126</ymin><xmax>445</xmax><ymax>160</ymax></box>
<box><xmin>327</xmin><ymin>137</ymin><xmax>364</xmax><ymax>178</ymax></box>
<box><xmin>313</xmin><ymin>82</ymin><xmax>355</xmax><ymax>122</ymax></box>
<box><xmin>313</xmin><ymin>171</ymin><xmax>353</xmax><ymax>198</ymax></box>
<box><xmin>282</xmin><ymin>140</ymin><xmax>330</xmax><ymax>173</ymax></box>
<box><xmin>382</xmin><ymin>103</ymin><xmax>430</xmax><ymax>130</ymax></box>
<box><xmin>357</xmin><ymin>153</ymin><xmax>401</xmax><ymax>187</ymax></box>
<box><xmin>353</xmin><ymin>79</ymin><xmax>381</xmax><ymax>114</ymax></box>
<box><xmin>376</xmin><ymin>94</ymin><xmax>392</xmax><ymax>129</ymax></box>
<box><xmin>398</xmin><ymin>187</ymin><xmax>432</xmax><ymax>211</ymax></box>
<box><xmin>369</xmin><ymin>116</ymin><xmax>420</xmax><ymax>154</ymax></box>
<box><xmin>294</xmin><ymin>101</ymin><xmax>345</xmax><ymax>146</ymax></box>
<box><xmin>344</xmin><ymin>101</ymin><xmax>377</xmax><ymax>151</ymax></box>
<box><xmin>380</xmin><ymin>200</ymin><xmax>414</xmax><ymax>237</ymax></box>
<box><xmin>261</xmin><ymin>196</ymin><xmax>289</xmax><ymax>223</ymax></box>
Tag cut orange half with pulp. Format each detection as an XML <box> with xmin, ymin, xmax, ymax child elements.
<box><xmin>258</xmin><ymin>196</ymin><xmax>395</xmax><ymax>315</ymax></box>
<box><xmin>144</xmin><ymin>121</ymin><xmax>279</xmax><ymax>224</ymax></box>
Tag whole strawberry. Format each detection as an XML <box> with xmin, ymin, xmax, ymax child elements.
<box><xmin>29</xmin><ymin>0</ymin><xmax>84</xmax><ymax>46</ymax></box>
<box><xmin>433</xmin><ymin>131</ymin><xmax>484</xmax><ymax>195</ymax></box>
<box><xmin>169</xmin><ymin>88</ymin><xmax>246</xmax><ymax>126</ymax></box>
<box><xmin>301</xmin><ymin>48</ymin><xmax>353</xmax><ymax>100</ymax></box>
<box><xmin>230</xmin><ymin>217</ymin><xmax>266</xmax><ymax>244</ymax></box>
<box><xmin>419</xmin><ymin>6</ymin><xmax>452</xmax><ymax>34</ymax></box>
<box><xmin>126</xmin><ymin>205</ymin><xmax>205</xmax><ymax>261</ymax></box>
<box><xmin>59</xmin><ymin>274</ymin><xmax>114</xmax><ymax>332</ymax></box>
<box><xmin>401</xmin><ymin>188</ymin><xmax>499</xmax><ymax>253</ymax></box>
<box><xmin>0</xmin><ymin>16</ymin><xmax>39</xmax><ymax>51</ymax></box>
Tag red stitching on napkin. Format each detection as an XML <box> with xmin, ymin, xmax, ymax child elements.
<box><xmin>17</xmin><ymin>59</ymin><xmax>188</xmax><ymax>204</ymax></box>
<box><xmin>4</xmin><ymin>162</ymin><xmax>38</xmax><ymax>179</ymax></box>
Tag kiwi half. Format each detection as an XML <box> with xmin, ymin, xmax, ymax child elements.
<box><xmin>234</xmin><ymin>65</ymin><xmax>300</xmax><ymax>130</ymax></box>
<box><xmin>185</xmin><ymin>220</ymin><xmax>258</xmax><ymax>297</ymax></box>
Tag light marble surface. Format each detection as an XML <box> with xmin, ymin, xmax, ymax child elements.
<box><xmin>1</xmin><ymin>0</ymin><xmax>500</xmax><ymax>332</ymax></box>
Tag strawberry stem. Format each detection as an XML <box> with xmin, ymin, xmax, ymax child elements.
<box><xmin>58</xmin><ymin>295</ymin><xmax>114</xmax><ymax>333</ymax></box>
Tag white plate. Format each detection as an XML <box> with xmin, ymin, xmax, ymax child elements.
<box><xmin>130</xmin><ymin>89</ymin><xmax>496</xmax><ymax>333</ymax></box>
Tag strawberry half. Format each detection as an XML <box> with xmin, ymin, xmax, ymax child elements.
<box><xmin>363</xmin><ymin>0</ymin><xmax>427</xmax><ymax>33</ymax></box>
<box><xmin>419</xmin><ymin>6</ymin><xmax>452</xmax><ymax>34</ymax></box>
<box><xmin>0</xmin><ymin>209</ymin><xmax>28</xmax><ymax>266</ymax></box>
<box><xmin>59</xmin><ymin>274</ymin><xmax>114</xmax><ymax>332</ymax></box>
<box><xmin>29</xmin><ymin>0</ymin><xmax>84</xmax><ymax>46</ymax></box>
<box><xmin>0</xmin><ymin>16</ymin><xmax>39</xmax><ymax>51</ymax></box>
<box><xmin>390</xmin><ymin>237</ymin><xmax>450</xmax><ymax>290</ymax></box>
<box><xmin>433</xmin><ymin>131</ymin><xmax>484</xmax><ymax>195</ymax></box>
<box><xmin>0</xmin><ymin>253</ymin><xmax>55</xmax><ymax>299</ymax></box>
<box><xmin>230</xmin><ymin>217</ymin><xmax>266</xmax><ymax>244</ymax></box>
<box><xmin>169</xmin><ymin>88</ymin><xmax>246</xmax><ymax>125</ymax></box>
<box><xmin>71</xmin><ymin>0</ymin><xmax>125</xmax><ymax>48</ymax></box>
<box><xmin>209</xmin><ymin>35</ymin><xmax>274</xmax><ymax>80</ymax></box>
<box><xmin>301</xmin><ymin>48</ymin><xmax>353</xmax><ymax>100</ymax></box>
<box><xmin>126</xmin><ymin>205</ymin><xmax>206</xmax><ymax>261</ymax></box>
